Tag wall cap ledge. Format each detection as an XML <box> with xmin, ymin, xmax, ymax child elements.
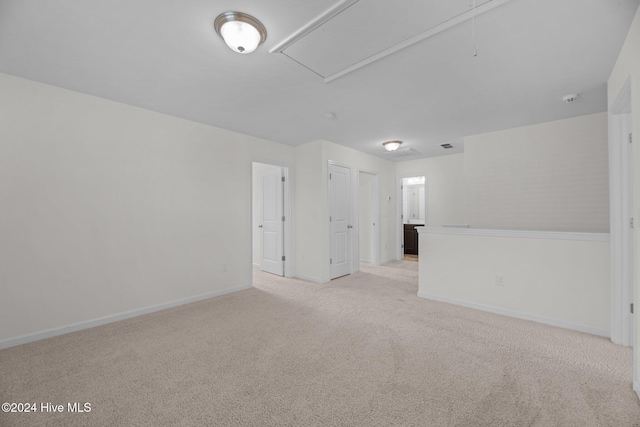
<box><xmin>417</xmin><ymin>227</ymin><xmax>610</xmax><ymax>242</ymax></box>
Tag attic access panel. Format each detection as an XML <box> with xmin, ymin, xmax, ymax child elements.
<box><xmin>385</xmin><ymin>147</ymin><xmax>421</xmax><ymax>158</ymax></box>
<box><xmin>274</xmin><ymin>0</ymin><xmax>501</xmax><ymax>82</ymax></box>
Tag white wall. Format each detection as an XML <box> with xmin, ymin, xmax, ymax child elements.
<box><xmin>0</xmin><ymin>73</ymin><xmax>294</xmax><ymax>346</ymax></box>
<box><xmin>293</xmin><ymin>141</ymin><xmax>325</xmax><ymax>282</ymax></box>
<box><xmin>418</xmin><ymin>229</ymin><xmax>611</xmax><ymax>336</ymax></box>
<box><xmin>464</xmin><ymin>113</ymin><xmax>609</xmax><ymax>232</ymax></box>
<box><xmin>404</xmin><ymin>116</ymin><xmax>614</xmax><ymax>341</ymax></box>
<box><xmin>396</xmin><ymin>154</ymin><xmax>466</xmax><ymax>227</ymax></box>
<box><xmin>397</xmin><ymin>114</ymin><xmax>610</xmax><ymax>234</ymax></box>
<box><xmin>294</xmin><ymin>140</ymin><xmax>396</xmax><ymax>282</ymax></box>
<box><xmin>608</xmin><ymin>3</ymin><xmax>640</xmax><ymax>397</ymax></box>
<box><xmin>359</xmin><ymin>171</ymin><xmax>374</xmax><ymax>263</ymax></box>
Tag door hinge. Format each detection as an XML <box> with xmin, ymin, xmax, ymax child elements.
<box><xmin>330</xmin><ymin>258</ymin><xmax>332</xmax><ymax>264</ymax></box>
<box><xmin>281</xmin><ymin>176</ymin><xmax>285</xmax><ymax>182</ymax></box>
<box><xmin>401</xmin><ymin>185</ymin><xmax>403</xmax><ymax>190</ymax></box>
<box><xmin>629</xmin><ymin>133</ymin><xmax>633</xmax><ymax>144</ymax></box>
<box><xmin>282</xmin><ymin>216</ymin><xmax>285</xmax><ymax>222</ymax></box>
<box><xmin>631</xmin><ymin>218</ymin><xmax>634</xmax><ymax>229</ymax></box>
<box><xmin>631</xmin><ymin>303</ymin><xmax>634</xmax><ymax>314</ymax></box>
<box><xmin>282</xmin><ymin>256</ymin><xmax>285</xmax><ymax>261</ymax></box>
<box><xmin>330</xmin><ymin>173</ymin><xmax>332</xmax><ymax>180</ymax></box>
<box><xmin>330</xmin><ymin>216</ymin><xmax>332</xmax><ymax>222</ymax></box>
<box><xmin>401</xmin><ymin>244</ymin><xmax>404</xmax><ymax>248</ymax></box>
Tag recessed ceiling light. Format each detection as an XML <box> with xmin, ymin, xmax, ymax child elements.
<box><xmin>214</xmin><ymin>11</ymin><xmax>267</xmax><ymax>54</ymax></box>
<box><xmin>383</xmin><ymin>140</ymin><xmax>403</xmax><ymax>151</ymax></box>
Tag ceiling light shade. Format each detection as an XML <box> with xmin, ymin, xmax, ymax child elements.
<box><xmin>383</xmin><ymin>140</ymin><xmax>403</xmax><ymax>151</ymax></box>
<box><xmin>214</xmin><ymin>12</ymin><xmax>267</xmax><ymax>54</ymax></box>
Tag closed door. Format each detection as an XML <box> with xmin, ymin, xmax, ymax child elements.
<box><xmin>260</xmin><ymin>167</ymin><xmax>284</xmax><ymax>276</ymax></box>
<box><xmin>329</xmin><ymin>164</ymin><xmax>351</xmax><ymax>279</ymax></box>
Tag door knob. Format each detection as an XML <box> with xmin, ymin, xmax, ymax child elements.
<box><xmin>347</xmin><ymin>225</ymin><xmax>353</xmax><ymax>228</ymax></box>
<box><xmin>258</xmin><ymin>224</ymin><xmax>263</xmax><ymax>228</ymax></box>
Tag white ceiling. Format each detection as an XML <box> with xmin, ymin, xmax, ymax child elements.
<box><xmin>278</xmin><ymin>0</ymin><xmax>495</xmax><ymax>80</ymax></box>
<box><xmin>0</xmin><ymin>0</ymin><xmax>637</xmax><ymax>161</ymax></box>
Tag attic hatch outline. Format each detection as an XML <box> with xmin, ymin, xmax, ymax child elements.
<box><xmin>270</xmin><ymin>0</ymin><xmax>515</xmax><ymax>83</ymax></box>
<box><xmin>385</xmin><ymin>147</ymin><xmax>421</xmax><ymax>158</ymax></box>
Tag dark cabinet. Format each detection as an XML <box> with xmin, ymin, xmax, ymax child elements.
<box><xmin>404</xmin><ymin>224</ymin><xmax>419</xmax><ymax>255</ymax></box>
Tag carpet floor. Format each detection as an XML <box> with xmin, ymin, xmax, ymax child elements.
<box><xmin>1</xmin><ymin>261</ymin><xmax>639</xmax><ymax>426</ymax></box>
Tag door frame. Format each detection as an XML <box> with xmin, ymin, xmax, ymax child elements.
<box><xmin>356</xmin><ymin>169</ymin><xmax>380</xmax><ymax>267</ymax></box>
<box><xmin>396</xmin><ymin>174</ymin><xmax>427</xmax><ymax>261</ymax></box>
<box><xmin>609</xmin><ymin>77</ymin><xmax>638</xmax><ymax>400</ymax></box>
<box><xmin>327</xmin><ymin>160</ymin><xmax>354</xmax><ymax>278</ymax></box>
<box><xmin>250</xmin><ymin>160</ymin><xmax>293</xmax><ymax>280</ymax></box>
<box><xmin>609</xmin><ymin>77</ymin><xmax>635</xmax><ymax>348</ymax></box>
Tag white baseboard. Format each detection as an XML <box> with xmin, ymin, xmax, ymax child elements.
<box><xmin>0</xmin><ymin>284</ymin><xmax>251</xmax><ymax>350</ymax></box>
<box><xmin>417</xmin><ymin>292</ymin><xmax>610</xmax><ymax>338</ymax></box>
<box><xmin>634</xmin><ymin>380</ymin><xmax>640</xmax><ymax>401</ymax></box>
<box><xmin>295</xmin><ymin>274</ymin><xmax>328</xmax><ymax>284</ymax></box>
<box><xmin>360</xmin><ymin>258</ymin><xmax>373</xmax><ymax>264</ymax></box>
<box><xmin>252</xmin><ymin>263</ymin><xmax>260</xmax><ymax>268</ymax></box>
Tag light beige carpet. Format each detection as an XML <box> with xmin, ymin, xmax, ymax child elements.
<box><xmin>1</xmin><ymin>261</ymin><xmax>639</xmax><ymax>426</ymax></box>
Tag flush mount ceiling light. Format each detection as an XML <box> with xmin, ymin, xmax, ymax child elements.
<box><xmin>214</xmin><ymin>11</ymin><xmax>267</xmax><ymax>54</ymax></box>
<box><xmin>383</xmin><ymin>140</ymin><xmax>403</xmax><ymax>151</ymax></box>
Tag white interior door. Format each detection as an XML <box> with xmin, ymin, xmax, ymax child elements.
<box><xmin>260</xmin><ymin>167</ymin><xmax>284</xmax><ymax>276</ymax></box>
<box><xmin>330</xmin><ymin>163</ymin><xmax>352</xmax><ymax>279</ymax></box>
<box><xmin>358</xmin><ymin>171</ymin><xmax>379</xmax><ymax>266</ymax></box>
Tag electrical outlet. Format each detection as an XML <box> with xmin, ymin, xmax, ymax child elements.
<box><xmin>495</xmin><ymin>274</ymin><xmax>504</xmax><ymax>286</ymax></box>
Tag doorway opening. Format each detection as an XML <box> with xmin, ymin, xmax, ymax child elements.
<box><xmin>397</xmin><ymin>175</ymin><xmax>426</xmax><ymax>262</ymax></box>
<box><xmin>251</xmin><ymin>162</ymin><xmax>292</xmax><ymax>278</ymax></box>
<box><xmin>357</xmin><ymin>170</ymin><xmax>380</xmax><ymax>269</ymax></box>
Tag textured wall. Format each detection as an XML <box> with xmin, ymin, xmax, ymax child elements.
<box><xmin>464</xmin><ymin>113</ymin><xmax>609</xmax><ymax>232</ymax></box>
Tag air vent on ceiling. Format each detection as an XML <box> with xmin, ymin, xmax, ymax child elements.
<box><xmin>441</xmin><ymin>143</ymin><xmax>453</xmax><ymax>149</ymax></box>
<box><xmin>386</xmin><ymin>147</ymin><xmax>420</xmax><ymax>158</ymax></box>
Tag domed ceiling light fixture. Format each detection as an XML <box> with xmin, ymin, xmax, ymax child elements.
<box><xmin>383</xmin><ymin>140</ymin><xmax>403</xmax><ymax>151</ymax></box>
<box><xmin>214</xmin><ymin>11</ymin><xmax>267</xmax><ymax>54</ymax></box>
